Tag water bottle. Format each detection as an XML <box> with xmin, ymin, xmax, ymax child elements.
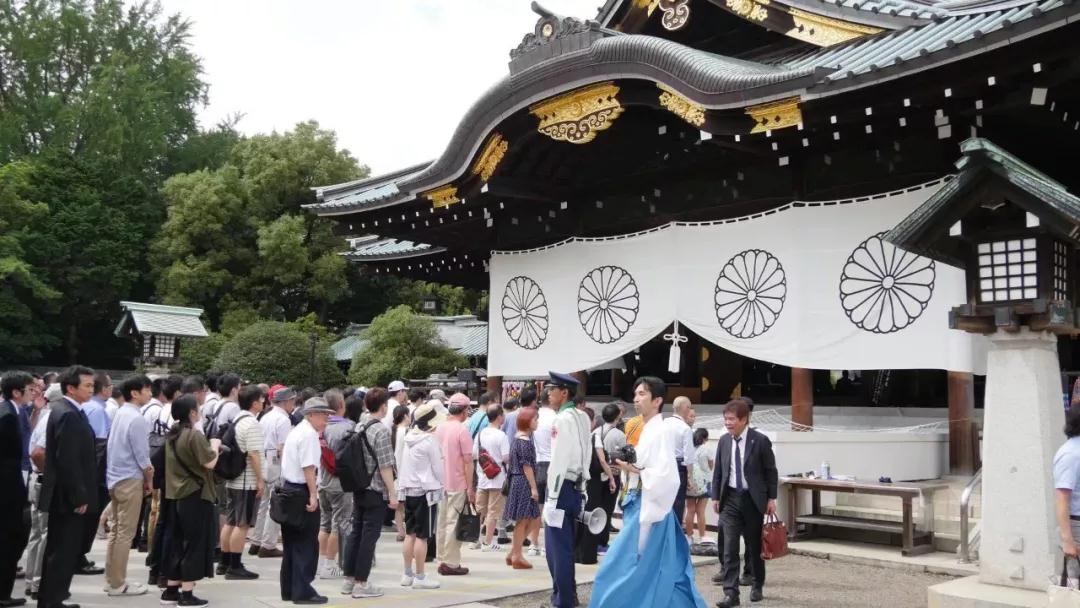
<box><xmin>820</xmin><ymin>460</ymin><xmax>831</xmax><ymax>480</ymax></box>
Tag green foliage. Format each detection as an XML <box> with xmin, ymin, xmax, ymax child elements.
<box><xmin>152</xmin><ymin>121</ymin><xmax>366</xmax><ymax>329</ymax></box>
<box><xmin>348</xmin><ymin>305</ymin><xmax>467</xmax><ymax>387</ymax></box>
<box><xmin>213</xmin><ymin>321</ymin><xmax>344</xmax><ymax>389</ymax></box>
<box><xmin>175</xmin><ymin>333</ymin><xmax>227</xmax><ymax>376</ymax></box>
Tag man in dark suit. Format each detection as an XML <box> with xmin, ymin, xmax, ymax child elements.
<box><xmin>712</xmin><ymin>399</ymin><xmax>778</xmax><ymax>607</ymax></box>
<box><xmin>37</xmin><ymin>366</ymin><xmax>98</xmax><ymax>608</ymax></box>
<box><xmin>0</xmin><ymin>371</ymin><xmax>34</xmax><ymax>608</ymax></box>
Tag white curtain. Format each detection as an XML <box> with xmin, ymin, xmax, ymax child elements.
<box><xmin>487</xmin><ymin>178</ymin><xmax>987</xmax><ymax>377</ymax></box>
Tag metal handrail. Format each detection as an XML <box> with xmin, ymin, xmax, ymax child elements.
<box><xmin>959</xmin><ymin>468</ymin><xmax>983</xmax><ymax>564</ymax></box>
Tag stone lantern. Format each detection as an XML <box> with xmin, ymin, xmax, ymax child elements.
<box><xmin>885</xmin><ymin>138</ymin><xmax>1080</xmax><ymax>605</ymax></box>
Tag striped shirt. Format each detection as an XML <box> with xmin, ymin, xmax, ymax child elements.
<box><xmin>358</xmin><ymin>413</ymin><xmax>395</xmax><ymax>499</ymax></box>
<box><xmin>226</xmin><ymin>413</ymin><xmax>264</xmax><ymax>491</ymax></box>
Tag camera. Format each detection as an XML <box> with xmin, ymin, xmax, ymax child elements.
<box><xmin>612</xmin><ymin>444</ymin><xmax>636</xmax><ymax>465</ymax></box>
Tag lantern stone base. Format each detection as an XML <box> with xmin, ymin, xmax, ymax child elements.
<box><xmin>928</xmin><ymin>576</ymin><xmax>1045</xmax><ymax>608</ymax></box>
<box><xmin>979</xmin><ymin>328</ymin><xmax>1064</xmax><ymax>591</ymax></box>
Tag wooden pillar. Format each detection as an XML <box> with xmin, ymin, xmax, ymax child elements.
<box><xmin>571</xmin><ymin>370</ymin><xmax>588</xmax><ymax>402</ymax></box>
<box><xmin>486</xmin><ymin>375</ymin><xmax>502</xmax><ymax>401</ymax></box>
<box><xmin>947</xmin><ymin>371</ymin><xmax>977</xmax><ymax>475</ymax></box>
<box><xmin>611</xmin><ymin>369</ymin><xmax>624</xmax><ymax>398</ymax></box>
<box><xmin>791</xmin><ymin>367</ymin><xmax>813</xmax><ymax>431</ymax></box>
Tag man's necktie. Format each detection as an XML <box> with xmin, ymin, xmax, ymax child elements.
<box><xmin>734</xmin><ymin>436</ymin><xmax>744</xmax><ymax>491</ymax></box>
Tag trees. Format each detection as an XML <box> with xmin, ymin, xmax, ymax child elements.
<box><xmin>212</xmin><ymin>321</ymin><xmax>343</xmax><ymax>389</ymax></box>
<box><xmin>348</xmin><ymin>305</ymin><xmax>467</xmax><ymax>387</ymax></box>
<box><xmin>152</xmin><ymin>121</ymin><xmax>367</xmax><ymax>329</ymax></box>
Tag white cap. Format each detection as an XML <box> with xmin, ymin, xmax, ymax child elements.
<box><xmin>388</xmin><ymin>380</ymin><xmax>407</xmax><ymax>392</ymax></box>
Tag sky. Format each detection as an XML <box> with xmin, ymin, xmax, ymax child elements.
<box><xmin>157</xmin><ymin>0</ymin><xmax>603</xmax><ymax>175</ymax></box>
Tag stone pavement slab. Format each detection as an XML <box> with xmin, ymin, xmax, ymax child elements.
<box><xmin>788</xmin><ymin>538</ymin><xmax>978</xmax><ymax>577</ymax></box>
<box><xmin>35</xmin><ymin>531</ymin><xmax>714</xmax><ymax>608</ymax></box>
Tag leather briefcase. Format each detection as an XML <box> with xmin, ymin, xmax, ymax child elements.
<box><xmin>761</xmin><ymin>513</ymin><xmax>790</xmax><ymax>560</ymax></box>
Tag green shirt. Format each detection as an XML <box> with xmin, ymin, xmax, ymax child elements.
<box><xmin>165</xmin><ymin>427</ymin><xmax>217</xmax><ymax>503</ymax></box>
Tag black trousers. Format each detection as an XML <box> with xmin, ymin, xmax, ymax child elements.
<box><xmin>597</xmin><ymin>475</ymin><xmax>620</xmax><ymax>547</ymax></box>
<box><xmin>80</xmin><ymin>484</ymin><xmax>107</xmax><ymax>558</ymax></box>
<box><xmin>146</xmin><ymin>497</ymin><xmax>174</xmax><ymax>577</ymax></box>
<box><xmin>280</xmin><ymin>483</ymin><xmax>319</xmax><ymax>601</ymax></box>
<box><xmin>342</xmin><ymin>490</ymin><xmax>386</xmax><ymax>582</ymax></box>
<box><xmin>39</xmin><ymin>510</ymin><xmax>85</xmax><ymax>608</ymax></box>
<box><xmin>673</xmin><ymin>464</ymin><xmax>688</xmax><ymax>523</ymax></box>
<box><xmin>0</xmin><ymin>503</ymin><xmax>29</xmax><ymax>600</ymax></box>
<box><xmin>717</xmin><ymin>526</ymin><xmax>754</xmax><ymax>579</ymax></box>
<box><xmin>718</xmin><ymin>490</ymin><xmax>765</xmax><ymax>599</ymax></box>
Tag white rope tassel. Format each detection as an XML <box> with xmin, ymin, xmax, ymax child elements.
<box><xmin>663</xmin><ymin>321</ymin><xmax>688</xmax><ymax>374</ymax></box>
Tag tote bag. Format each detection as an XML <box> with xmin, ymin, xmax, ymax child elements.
<box><xmin>761</xmin><ymin>513</ymin><xmax>790</xmax><ymax>560</ymax></box>
<box><xmin>1048</xmin><ymin>556</ymin><xmax>1080</xmax><ymax>607</ymax></box>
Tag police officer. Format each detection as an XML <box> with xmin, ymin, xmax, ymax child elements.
<box><xmin>543</xmin><ymin>372</ymin><xmax>591</xmax><ymax>608</ymax></box>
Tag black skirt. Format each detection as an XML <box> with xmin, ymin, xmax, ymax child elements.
<box><xmin>164</xmin><ymin>493</ymin><xmax>216</xmax><ymax>582</ymax></box>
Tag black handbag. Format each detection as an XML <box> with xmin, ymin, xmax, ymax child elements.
<box><xmin>454</xmin><ymin>502</ymin><xmax>481</xmax><ymax>543</ymax></box>
<box><xmin>270</xmin><ymin>485</ymin><xmax>307</xmax><ymax>528</ymax></box>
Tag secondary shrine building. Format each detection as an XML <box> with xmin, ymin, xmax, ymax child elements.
<box><xmin>307</xmin><ymin>0</ymin><xmax>1080</xmax><ymax>473</ymax></box>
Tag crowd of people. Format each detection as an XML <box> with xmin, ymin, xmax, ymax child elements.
<box><xmin>0</xmin><ymin>365</ymin><xmax>775</xmax><ymax>608</ymax></box>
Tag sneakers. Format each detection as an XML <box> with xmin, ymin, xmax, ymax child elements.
<box><xmin>400</xmin><ymin>573</ymin><xmax>414</xmax><ymax>587</ymax></box>
<box><xmin>526</xmin><ymin>546</ymin><xmax>541</xmax><ymax>557</ymax></box>
<box><xmin>482</xmin><ymin>542</ymin><xmax>504</xmax><ymax>552</ymax></box>
<box><xmin>108</xmin><ymin>581</ymin><xmax>148</xmax><ymax>596</ymax></box>
<box><xmin>468</xmin><ymin>542</ymin><xmax>482</xmax><ymax>551</ymax></box>
<box><xmin>160</xmin><ymin>587</ymin><xmax>180</xmax><ymax>606</ymax></box>
<box><xmin>412</xmin><ymin>575</ymin><xmax>440</xmax><ymax>589</ymax></box>
<box><xmin>339</xmin><ymin>579</ymin><xmax>355</xmax><ymax>595</ymax></box>
<box><xmin>318</xmin><ymin>562</ymin><xmax>343</xmax><ymax>580</ymax></box>
<box><xmin>350</xmin><ymin>582</ymin><xmax>384</xmax><ymax>599</ymax></box>
<box><xmin>178</xmin><ymin>594</ymin><xmax>209</xmax><ymax>607</ymax></box>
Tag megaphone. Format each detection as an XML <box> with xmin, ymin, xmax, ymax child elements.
<box><xmin>577</xmin><ymin>507</ymin><xmax>608</xmax><ymax>535</ymax></box>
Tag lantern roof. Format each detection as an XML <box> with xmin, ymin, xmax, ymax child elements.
<box><xmin>885</xmin><ymin>137</ymin><xmax>1080</xmax><ymax>267</ymax></box>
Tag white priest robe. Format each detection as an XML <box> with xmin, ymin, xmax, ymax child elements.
<box><xmin>631</xmin><ymin>413</ymin><xmax>680</xmax><ymax>552</ymax></box>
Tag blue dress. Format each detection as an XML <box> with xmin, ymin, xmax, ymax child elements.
<box><xmin>588</xmin><ymin>490</ymin><xmax>707</xmax><ymax>608</ymax></box>
<box><xmin>502</xmin><ymin>437</ymin><xmax>540</xmax><ymax>521</ymax></box>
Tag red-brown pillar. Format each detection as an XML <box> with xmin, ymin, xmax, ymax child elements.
<box><xmin>486</xmin><ymin>375</ymin><xmax>503</xmax><ymax>401</ymax></box>
<box><xmin>791</xmin><ymin>367</ymin><xmax>813</xmax><ymax>431</ymax></box>
<box><xmin>947</xmin><ymin>371</ymin><xmax>977</xmax><ymax>475</ymax></box>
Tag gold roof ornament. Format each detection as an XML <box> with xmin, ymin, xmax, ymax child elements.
<box><xmin>787</xmin><ymin>9</ymin><xmax>883</xmax><ymax>46</ymax></box>
<box><xmin>471</xmin><ymin>133</ymin><xmax>509</xmax><ymax>183</ymax></box>
<box><xmin>657</xmin><ymin>84</ymin><xmax>706</xmax><ymax>127</ymax></box>
<box><xmin>659</xmin><ymin>0</ymin><xmax>691</xmax><ymax>30</ymax></box>
<box><xmin>746</xmin><ymin>97</ymin><xmax>802</xmax><ymax>134</ymax></box>
<box><xmin>530</xmin><ymin>82</ymin><xmax>625</xmax><ymax>145</ymax></box>
<box><xmin>423</xmin><ymin>184</ymin><xmax>460</xmax><ymax>210</ymax></box>
<box><xmin>727</xmin><ymin>0</ymin><xmax>769</xmax><ymax>22</ymax></box>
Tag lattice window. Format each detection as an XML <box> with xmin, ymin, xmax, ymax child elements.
<box><xmin>1053</xmin><ymin>240</ymin><xmax>1069</xmax><ymax>301</ymax></box>
<box><xmin>142</xmin><ymin>337</ymin><xmax>153</xmax><ymax>358</ymax></box>
<box><xmin>978</xmin><ymin>239</ymin><xmax>1037</xmax><ymax>303</ymax></box>
<box><xmin>150</xmin><ymin>335</ymin><xmax>177</xmax><ymax>359</ymax></box>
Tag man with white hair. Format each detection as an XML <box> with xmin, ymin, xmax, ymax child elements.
<box><xmin>663</xmin><ymin>396</ymin><xmax>696</xmax><ymax>523</ymax></box>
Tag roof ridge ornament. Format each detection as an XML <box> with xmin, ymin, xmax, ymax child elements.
<box><xmin>530</xmin><ymin>82</ymin><xmax>625</xmax><ymax>145</ymax></box>
<box><xmin>510</xmin><ymin>2</ymin><xmax>609</xmax><ymax>74</ymax></box>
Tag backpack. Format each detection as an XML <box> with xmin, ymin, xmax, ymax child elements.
<box><xmin>203</xmin><ymin>400</ymin><xmax>229</xmax><ymax>439</ymax></box>
<box><xmin>475</xmin><ymin>432</ymin><xmax>502</xmax><ymax>480</ymax></box>
<box><xmin>334</xmin><ymin>419</ymin><xmax>379</xmax><ymax>492</ymax></box>
<box><xmin>319</xmin><ymin>432</ymin><xmax>337</xmax><ymax>477</ymax></box>
<box><xmin>214</xmin><ymin>412</ymin><xmax>252</xmax><ymax>481</ymax></box>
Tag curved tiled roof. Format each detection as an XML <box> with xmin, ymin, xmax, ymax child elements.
<box><xmin>307</xmin><ymin>0</ymin><xmax>1078</xmax><ymax>217</ymax></box>
<box><xmin>341</xmin><ymin>238</ymin><xmax>444</xmax><ymax>262</ymax></box>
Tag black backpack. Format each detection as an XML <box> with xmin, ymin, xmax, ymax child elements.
<box><xmin>335</xmin><ymin>419</ymin><xmax>379</xmax><ymax>492</ymax></box>
<box><xmin>214</xmin><ymin>412</ymin><xmax>252</xmax><ymax>481</ymax></box>
<box><xmin>203</xmin><ymin>400</ymin><xmax>228</xmax><ymax>439</ymax></box>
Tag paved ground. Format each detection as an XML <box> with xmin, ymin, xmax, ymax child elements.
<box><xmin>489</xmin><ymin>554</ymin><xmax>955</xmax><ymax>607</ymax></box>
<box><xmin>34</xmin><ymin>531</ymin><xmax>952</xmax><ymax>607</ymax></box>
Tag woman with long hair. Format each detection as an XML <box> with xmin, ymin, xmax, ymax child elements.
<box><xmin>161</xmin><ymin>395</ymin><xmax>221</xmax><ymax>607</ymax></box>
<box><xmin>684</xmin><ymin>427</ymin><xmax>713</xmax><ymax>544</ymax></box>
<box><xmin>391</xmin><ymin>404</ymin><xmax>411</xmax><ymax>541</ymax></box>
<box><xmin>502</xmin><ymin>406</ymin><xmax>540</xmax><ymax>569</ymax></box>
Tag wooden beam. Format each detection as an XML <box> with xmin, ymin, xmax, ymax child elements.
<box><xmin>791</xmin><ymin>367</ymin><xmax>813</xmax><ymax>430</ymax></box>
<box><xmin>947</xmin><ymin>371</ymin><xmax>977</xmax><ymax>475</ymax></box>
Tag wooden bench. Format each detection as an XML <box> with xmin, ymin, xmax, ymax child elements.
<box><xmin>781</xmin><ymin>477</ymin><xmax>947</xmax><ymax>556</ymax></box>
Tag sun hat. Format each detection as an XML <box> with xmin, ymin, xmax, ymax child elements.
<box><xmin>302</xmin><ymin>397</ymin><xmax>334</xmax><ymax>415</ymax></box>
<box><xmin>413</xmin><ymin>399</ymin><xmax>447</xmax><ymax>431</ymax></box>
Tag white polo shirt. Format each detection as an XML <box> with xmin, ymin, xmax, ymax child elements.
<box><xmin>534</xmin><ymin>406</ymin><xmax>557</xmax><ymax>463</ymax></box>
<box><xmin>260</xmin><ymin>406</ymin><xmax>293</xmax><ymax>457</ymax></box>
<box><xmin>281</xmin><ymin>419</ymin><xmax>320</xmax><ymax>484</ymax></box>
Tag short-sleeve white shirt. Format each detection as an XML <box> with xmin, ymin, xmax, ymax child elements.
<box><xmin>534</xmin><ymin>406</ymin><xmax>557</xmax><ymax>463</ymax></box>
<box><xmin>474</xmin><ymin>426</ymin><xmax>511</xmax><ymax>490</ymax></box>
<box><xmin>29</xmin><ymin>409</ymin><xmax>50</xmax><ymax>473</ymax></box>
<box><xmin>260</xmin><ymin>407</ymin><xmax>293</xmax><ymax>456</ymax></box>
<box><xmin>281</xmin><ymin>419</ymin><xmax>320</xmax><ymax>484</ymax></box>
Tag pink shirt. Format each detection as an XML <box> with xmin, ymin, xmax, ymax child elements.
<box><xmin>436</xmin><ymin>419</ymin><xmax>472</xmax><ymax>493</ymax></box>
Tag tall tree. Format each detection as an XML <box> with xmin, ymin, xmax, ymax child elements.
<box><xmin>0</xmin><ymin>0</ymin><xmax>205</xmax><ymax>363</ymax></box>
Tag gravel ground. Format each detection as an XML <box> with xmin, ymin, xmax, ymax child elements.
<box><xmin>488</xmin><ymin>554</ymin><xmax>953</xmax><ymax>607</ymax></box>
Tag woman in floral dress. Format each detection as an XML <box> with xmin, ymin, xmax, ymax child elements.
<box><xmin>502</xmin><ymin>407</ymin><xmax>540</xmax><ymax>569</ymax></box>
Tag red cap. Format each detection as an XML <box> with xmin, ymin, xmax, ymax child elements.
<box><xmin>268</xmin><ymin>384</ymin><xmax>288</xmax><ymax>400</ymax></box>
